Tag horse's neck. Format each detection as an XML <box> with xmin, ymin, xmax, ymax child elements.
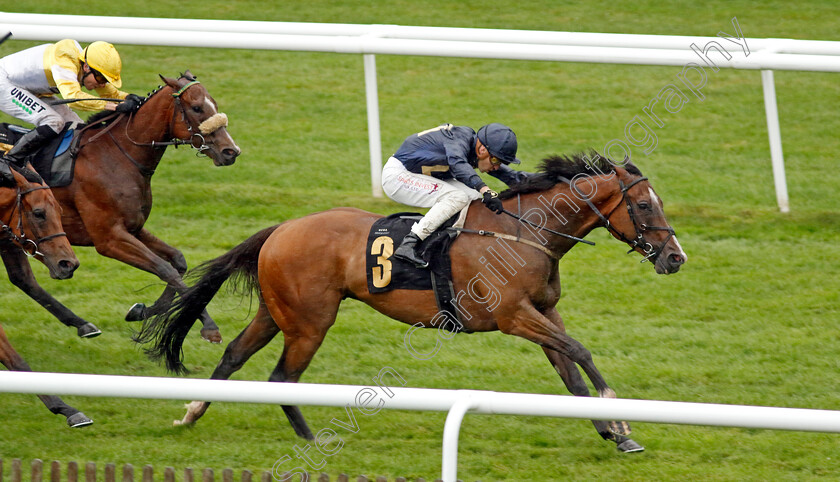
<box><xmin>114</xmin><ymin>95</ymin><xmax>176</xmax><ymax>171</ymax></box>
<box><xmin>520</xmin><ymin>177</ymin><xmax>623</xmax><ymax>252</ymax></box>
<box><xmin>136</xmin><ymin>95</ymin><xmax>177</xmax><ymax>143</ymax></box>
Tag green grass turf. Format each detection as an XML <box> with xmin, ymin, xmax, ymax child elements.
<box><xmin>1</xmin><ymin>1</ymin><xmax>839</xmax><ymax>480</ymax></box>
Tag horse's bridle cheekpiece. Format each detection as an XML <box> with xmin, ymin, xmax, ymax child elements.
<box><xmin>170</xmin><ymin>79</ymin><xmax>229</xmax><ymax>155</ymax></box>
<box><xmin>0</xmin><ymin>184</ymin><xmax>67</xmax><ymax>257</ymax></box>
<box><xmin>566</xmin><ymin>173</ymin><xmax>676</xmax><ymax>263</ymax></box>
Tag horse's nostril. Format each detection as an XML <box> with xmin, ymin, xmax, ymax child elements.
<box><xmin>59</xmin><ymin>259</ymin><xmax>79</xmax><ymax>272</ymax></box>
<box><xmin>670</xmin><ymin>253</ymin><xmax>684</xmax><ymax>264</ymax></box>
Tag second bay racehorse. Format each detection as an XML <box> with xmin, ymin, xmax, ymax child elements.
<box><xmin>4</xmin><ymin>71</ymin><xmax>239</xmax><ymax>342</ymax></box>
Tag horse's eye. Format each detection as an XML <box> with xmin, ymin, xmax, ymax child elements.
<box><xmin>638</xmin><ymin>201</ymin><xmax>651</xmax><ymax>210</ymax></box>
<box><xmin>32</xmin><ymin>208</ymin><xmax>47</xmax><ymax>221</ymax></box>
<box><xmin>192</xmin><ymin>106</ymin><xmax>202</xmax><ymax>113</ymax></box>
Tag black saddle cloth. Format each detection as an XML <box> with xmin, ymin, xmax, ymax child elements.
<box><xmin>365</xmin><ymin>212</ymin><xmax>459</xmax><ymax>292</ymax></box>
<box><xmin>0</xmin><ymin>122</ymin><xmax>77</xmax><ymax>187</ymax></box>
<box><xmin>365</xmin><ymin>212</ymin><xmax>462</xmax><ymax>317</ymax></box>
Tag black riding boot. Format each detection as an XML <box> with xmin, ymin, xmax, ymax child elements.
<box><xmin>393</xmin><ymin>232</ymin><xmax>429</xmax><ymax>268</ymax></box>
<box><xmin>3</xmin><ymin>125</ymin><xmax>56</xmax><ymax>167</ymax></box>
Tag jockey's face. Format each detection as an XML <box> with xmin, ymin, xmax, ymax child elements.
<box><xmin>81</xmin><ymin>63</ymin><xmax>108</xmax><ymax>90</ymax></box>
<box><xmin>476</xmin><ymin>141</ymin><xmax>502</xmax><ymax>173</ymax></box>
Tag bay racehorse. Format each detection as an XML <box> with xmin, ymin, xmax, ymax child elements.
<box><xmin>4</xmin><ymin>71</ymin><xmax>239</xmax><ymax>343</ymax></box>
<box><xmin>136</xmin><ymin>153</ymin><xmax>686</xmax><ymax>452</ymax></box>
<box><xmin>0</xmin><ymin>161</ymin><xmax>92</xmax><ymax>427</ymax></box>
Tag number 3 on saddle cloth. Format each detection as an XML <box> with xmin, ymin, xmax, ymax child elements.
<box><xmin>365</xmin><ymin>210</ymin><xmax>467</xmax><ymax>321</ymax></box>
<box><xmin>0</xmin><ymin>122</ymin><xmax>77</xmax><ymax>187</ymax></box>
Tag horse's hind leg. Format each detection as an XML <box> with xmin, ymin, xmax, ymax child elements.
<box><xmin>175</xmin><ymin>304</ymin><xmax>280</xmax><ymax>426</ymax></box>
<box><xmin>0</xmin><ymin>248</ymin><xmax>100</xmax><ymax>338</ymax></box>
<box><xmin>267</xmin><ymin>342</ymin><xmax>319</xmax><ymax>440</ymax></box>
<box><xmin>261</xmin><ymin>287</ymin><xmax>342</xmax><ymax>440</ymax></box>
<box><xmin>126</xmin><ymin>229</ymin><xmax>221</xmax><ymax>343</ymax></box>
<box><xmin>0</xmin><ymin>325</ymin><xmax>92</xmax><ymax>428</ymax></box>
<box><xmin>542</xmin><ymin>347</ymin><xmax>643</xmax><ymax>453</ymax></box>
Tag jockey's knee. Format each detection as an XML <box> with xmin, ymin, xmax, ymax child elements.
<box><xmin>37</xmin><ymin>118</ymin><xmax>64</xmax><ymax>137</ymax></box>
<box><xmin>437</xmin><ymin>189</ymin><xmax>471</xmax><ymax>209</ymax></box>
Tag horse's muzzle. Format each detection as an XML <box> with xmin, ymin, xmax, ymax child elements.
<box><xmin>213</xmin><ymin>147</ymin><xmax>240</xmax><ymax>166</ymax></box>
<box><xmin>50</xmin><ymin>257</ymin><xmax>80</xmax><ymax>280</ymax></box>
<box><xmin>655</xmin><ymin>251</ymin><xmax>685</xmax><ymax>275</ymax></box>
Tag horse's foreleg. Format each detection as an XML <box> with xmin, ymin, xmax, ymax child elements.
<box><xmin>542</xmin><ymin>347</ymin><xmax>642</xmax><ymax>452</ymax></box>
<box><xmin>0</xmin><ymin>246</ymin><xmax>100</xmax><ymax>338</ymax></box>
<box><xmin>502</xmin><ymin>305</ymin><xmax>613</xmax><ymax>393</ymax></box>
<box><xmin>0</xmin><ymin>325</ymin><xmax>93</xmax><ymax>428</ymax></box>
<box><xmin>128</xmin><ymin>229</ymin><xmax>220</xmax><ymax>343</ymax></box>
<box><xmin>175</xmin><ymin>305</ymin><xmax>280</xmax><ymax>427</ymax></box>
<box><xmin>88</xmin><ymin>226</ymin><xmax>220</xmax><ymax>341</ymax></box>
<box><xmin>501</xmin><ymin>305</ymin><xmax>641</xmax><ymax>451</ymax></box>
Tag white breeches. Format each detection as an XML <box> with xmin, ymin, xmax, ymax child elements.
<box><xmin>381</xmin><ymin>156</ymin><xmax>480</xmax><ymax>240</ymax></box>
<box><xmin>0</xmin><ymin>75</ymin><xmax>82</xmax><ymax>133</ymax></box>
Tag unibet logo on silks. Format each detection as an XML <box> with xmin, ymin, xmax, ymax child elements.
<box><xmin>10</xmin><ymin>88</ymin><xmax>47</xmax><ymax>115</ymax></box>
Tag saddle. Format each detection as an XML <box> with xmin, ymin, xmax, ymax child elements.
<box><xmin>365</xmin><ymin>209</ymin><xmax>468</xmax><ymax>319</ymax></box>
<box><xmin>0</xmin><ymin>123</ymin><xmax>79</xmax><ymax>187</ymax></box>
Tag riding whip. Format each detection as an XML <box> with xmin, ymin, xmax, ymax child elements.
<box><xmin>0</xmin><ymin>32</ymin><xmax>11</xmax><ymax>46</ymax></box>
<box><xmin>48</xmin><ymin>97</ymin><xmax>123</xmax><ymax>106</ymax></box>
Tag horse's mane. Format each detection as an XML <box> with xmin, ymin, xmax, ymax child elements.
<box><xmin>10</xmin><ymin>162</ymin><xmax>44</xmax><ymax>184</ymax></box>
<box><xmin>499</xmin><ymin>151</ymin><xmax>643</xmax><ymax>200</ymax></box>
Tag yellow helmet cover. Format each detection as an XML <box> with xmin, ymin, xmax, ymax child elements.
<box><xmin>81</xmin><ymin>41</ymin><xmax>122</xmax><ymax>87</ymax></box>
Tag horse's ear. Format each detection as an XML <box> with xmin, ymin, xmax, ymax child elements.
<box><xmin>159</xmin><ymin>74</ymin><xmax>179</xmax><ymax>90</ymax></box>
<box><xmin>183</xmin><ymin>69</ymin><xmax>195</xmax><ymax>80</ymax></box>
<box><xmin>0</xmin><ymin>161</ymin><xmax>16</xmax><ymax>187</ymax></box>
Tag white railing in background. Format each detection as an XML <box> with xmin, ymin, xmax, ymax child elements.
<box><xmin>3</xmin><ymin>14</ymin><xmax>840</xmax><ymax>210</ymax></box>
<box><xmin>2</xmin><ymin>371</ymin><xmax>840</xmax><ymax>482</ymax></box>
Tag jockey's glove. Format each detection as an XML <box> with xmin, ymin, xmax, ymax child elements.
<box><xmin>115</xmin><ymin>94</ymin><xmax>144</xmax><ymax>113</ymax></box>
<box><xmin>482</xmin><ymin>189</ymin><xmax>504</xmax><ymax>214</ymax></box>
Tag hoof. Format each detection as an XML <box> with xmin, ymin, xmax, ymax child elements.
<box><xmin>200</xmin><ymin>328</ymin><xmax>222</xmax><ymax>344</ymax></box>
<box><xmin>125</xmin><ymin>303</ymin><xmax>146</xmax><ymax>322</ymax></box>
<box><xmin>77</xmin><ymin>323</ymin><xmax>102</xmax><ymax>338</ymax></box>
<box><xmin>608</xmin><ymin>420</ymin><xmax>632</xmax><ymax>436</ymax></box>
<box><xmin>67</xmin><ymin>412</ymin><xmax>93</xmax><ymax>428</ymax></box>
<box><xmin>616</xmin><ymin>439</ymin><xmax>644</xmax><ymax>453</ymax></box>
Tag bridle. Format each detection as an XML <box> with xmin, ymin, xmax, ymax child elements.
<box><xmin>164</xmin><ymin>79</ymin><xmax>229</xmax><ymax>156</ymax></box>
<box><xmin>73</xmin><ymin>79</ymin><xmax>231</xmax><ymax>177</ymax></box>
<box><xmin>564</xmin><ymin>173</ymin><xmax>676</xmax><ymax>263</ymax></box>
<box><xmin>82</xmin><ymin>79</ymin><xmax>229</xmax><ymax>168</ymax></box>
<box><xmin>0</xmin><ymin>184</ymin><xmax>67</xmax><ymax>257</ymax></box>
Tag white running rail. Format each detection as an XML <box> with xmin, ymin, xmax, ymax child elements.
<box><xmin>3</xmin><ymin>14</ymin><xmax>840</xmax><ymax>209</ymax></box>
<box><xmin>2</xmin><ymin>371</ymin><xmax>840</xmax><ymax>481</ymax></box>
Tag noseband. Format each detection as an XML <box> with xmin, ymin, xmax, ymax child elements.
<box><xmin>0</xmin><ymin>185</ymin><xmax>67</xmax><ymax>257</ymax></box>
<box><xmin>565</xmin><ymin>174</ymin><xmax>675</xmax><ymax>263</ymax></box>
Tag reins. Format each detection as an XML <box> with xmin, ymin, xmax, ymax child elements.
<box><xmin>452</xmin><ymin>170</ymin><xmax>674</xmax><ymax>263</ymax></box>
<box><xmin>500</xmin><ymin>207</ymin><xmax>595</xmax><ymax>245</ymax></box>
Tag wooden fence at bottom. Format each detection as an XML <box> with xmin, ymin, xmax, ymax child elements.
<box><xmin>0</xmin><ymin>459</ymin><xmax>466</xmax><ymax>482</ymax></box>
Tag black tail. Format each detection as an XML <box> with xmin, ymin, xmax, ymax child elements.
<box><xmin>134</xmin><ymin>224</ymin><xmax>281</xmax><ymax>374</ymax></box>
